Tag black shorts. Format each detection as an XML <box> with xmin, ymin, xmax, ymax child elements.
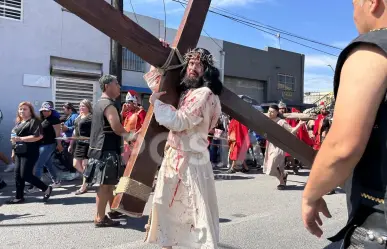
<box><xmin>84</xmin><ymin>151</ymin><xmax>123</xmax><ymax>186</ymax></box>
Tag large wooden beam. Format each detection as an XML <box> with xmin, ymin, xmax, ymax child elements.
<box><xmin>54</xmin><ymin>0</ymin><xmax>316</xmax><ymax>217</ymax></box>
<box><xmin>220</xmin><ymin>88</ymin><xmax>316</xmax><ymax>165</ymax></box>
<box><xmin>55</xmin><ymin>0</ymin><xmax>171</xmax><ymax>67</ymax></box>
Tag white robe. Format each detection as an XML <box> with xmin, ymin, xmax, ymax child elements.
<box><xmin>144</xmin><ymin>71</ymin><xmax>222</xmax><ymax>248</ymax></box>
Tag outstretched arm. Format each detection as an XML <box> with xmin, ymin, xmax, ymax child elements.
<box><xmin>104</xmin><ymin>105</ymin><xmax>137</xmax><ymax>142</ymax></box>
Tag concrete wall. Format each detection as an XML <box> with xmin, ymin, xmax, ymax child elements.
<box><xmin>223</xmin><ymin>42</ymin><xmax>304</xmax><ymax>105</ymax></box>
<box><xmin>0</xmin><ymin>3</ymin><xmax>224</xmax><ymax>156</ymax></box>
<box><xmin>0</xmin><ymin>0</ymin><xmax>110</xmax><ymax>156</ymax></box>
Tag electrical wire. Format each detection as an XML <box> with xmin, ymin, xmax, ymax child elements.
<box><xmin>225</xmin><ymin>14</ymin><xmax>339</xmax><ymax>57</ymax></box>
<box><xmin>129</xmin><ymin>0</ymin><xmax>139</xmax><ymax>24</ymax></box>
<box><xmin>206</xmin><ymin>1</ymin><xmax>343</xmax><ymax>50</ymax></box>
<box><xmin>162</xmin><ymin>0</ymin><xmax>167</xmax><ymax>41</ymax></box>
<box><xmin>172</xmin><ymin>0</ymin><xmax>341</xmax><ymax>56</ymax></box>
<box><xmin>175</xmin><ymin>1</ymin><xmax>223</xmax><ymax>50</ymax></box>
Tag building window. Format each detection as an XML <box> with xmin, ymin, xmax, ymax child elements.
<box><xmin>122</xmin><ymin>48</ymin><xmax>145</xmax><ymax>72</ymax></box>
<box><xmin>53</xmin><ymin>77</ymin><xmax>97</xmax><ymax>114</ymax></box>
<box><xmin>0</xmin><ymin>0</ymin><xmax>23</xmax><ymax>21</ymax></box>
<box><xmin>277</xmin><ymin>73</ymin><xmax>295</xmax><ymax>92</ymax></box>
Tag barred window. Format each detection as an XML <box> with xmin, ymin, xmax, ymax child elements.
<box><xmin>0</xmin><ymin>0</ymin><xmax>22</xmax><ymax>21</ymax></box>
<box><xmin>122</xmin><ymin>48</ymin><xmax>145</xmax><ymax>72</ymax></box>
<box><xmin>277</xmin><ymin>73</ymin><xmax>295</xmax><ymax>92</ymax></box>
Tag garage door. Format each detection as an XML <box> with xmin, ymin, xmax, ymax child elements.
<box><xmin>224</xmin><ymin>76</ymin><xmax>266</xmax><ymax>104</ymax></box>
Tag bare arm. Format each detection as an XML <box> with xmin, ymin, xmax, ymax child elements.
<box><xmin>303</xmin><ymin>45</ymin><xmax>387</xmax><ymax>203</ymax></box>
<box><xmin>104</xmin><ymin>105</ymin><xmax>129</xmax><ymax>136</ymax></box>
<box><xmin>290</xmin><ymin>122</ymin><xmax>304</xmax><ymax>135</ymax></box>
<box><xmin>19</xmin><ymin>135</ymin><xmax>43</xmax><ymax>143</ymax></box>
<box><xmin>69</xmin><ymin>129</ymin><xmax>76</xmax><ymax>147</ymax></box>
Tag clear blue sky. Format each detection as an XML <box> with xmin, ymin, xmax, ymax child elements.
<box><xmin>125</xmin><ymin>0</ymin><xmax>359</xmax><ymax>92</ymax></box>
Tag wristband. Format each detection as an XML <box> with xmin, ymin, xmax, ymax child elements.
<box><xmin>123</xmin><ymin>132</ymin><xmax>136</xmax><ymax>143</ymax></box>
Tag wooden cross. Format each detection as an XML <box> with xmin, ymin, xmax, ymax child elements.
<box><xmin>54</xmin><ymin>0</ymin><xmax>316</xmax><ymax>217</ymax></box>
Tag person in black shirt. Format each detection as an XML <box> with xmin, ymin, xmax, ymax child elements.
<box><xmin>7</xmin><ymin>102</ymin><xmax>53</xmax><ymax>204</ymax></box>
<box><xmin>34</xmin><ymin>102</ymin><xmax>63</xmax><ymax>188</ymax></box>
<box><xmin>69</xmin><ymin>99</ymin><xmax>93</xmax><ymax>195</ymax></box>
<box><xmin>85</xmin><ymin>75</ymin><xmax>138</xmax><ymax>227</ymax></box>
<box><xmin>319</xmin><ymin>116</ymin><xmax>332</xmax><ymax>144</ymax></box>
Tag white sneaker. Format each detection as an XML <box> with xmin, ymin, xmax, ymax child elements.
<box><xmin>4</xmin><ymin>163</ymin><xmax>15</xmax><ymax>172</ymax></box>
<box><xmin>50</xmin><ymin>182</ymin><xmax>61</xmax><ymax>188</ymax></box>
<box><xmin>26</xmin><ymin>186</ymin><xmax>40</xmax><ymax>194</ymax></box>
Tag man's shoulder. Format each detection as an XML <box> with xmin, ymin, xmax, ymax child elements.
<box><xmin>192</xmin><ymin>87</ymin><xmax>219</xmax><ymax>100</ymax></box>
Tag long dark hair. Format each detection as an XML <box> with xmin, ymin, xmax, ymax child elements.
<box><xmin>63</xmin><ymin>102</ymin><xmax>77</xmax><ymax>113</ymax></box>
<box><xmin>179</xmin><ymin>48</ymin><xmax>223</xmax><ymax>96</ymax></box>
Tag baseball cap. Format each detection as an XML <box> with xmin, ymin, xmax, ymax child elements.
<box><xmin>39</xmin><ymin>101</ymin><xmax>54</xmax><ymax>111</ymax></box>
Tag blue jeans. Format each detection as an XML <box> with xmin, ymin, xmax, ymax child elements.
<box><xmin>209</xmin><ymin>139</ymin><xmax>220</xmax><ymax>163</ymax></box>
<box><xmin>34</xmin><ymin>143</ymin><xmax>58</xmax><ymax>182</ymax></box>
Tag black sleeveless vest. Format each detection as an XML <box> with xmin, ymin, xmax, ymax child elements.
<box><xmin>332</xmin><ymin>29</ymin><xmax>387</xmax><ymax>234</ymax></box>
<box><xmin>88</xmin><ymin>97</ymin><xmax>122</xmax><ymax>159</ymax></box>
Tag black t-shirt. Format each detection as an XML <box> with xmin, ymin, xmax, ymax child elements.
<box><xmin>320</xmin><ymin>117</ymin><xmax>331</xmax><ymax>134</ymax></box>
<box><xmin>74</xmin><ymin>114</ymin><xmax>92</xmax><ymax>137</ymax></box>
<box><xmin>12</xmin><ymin>118</ymin><xmax>42</xmax><ymax>152</ymax></box>
<box><xmin>40</xmin><ymin>115</ymin><xmax>61</xmax><ymax>145</ymax></box>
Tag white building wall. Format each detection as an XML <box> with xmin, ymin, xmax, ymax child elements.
<box><xmin>0</xmin><ymin>0</ymin><xmax>110</xmax><ymax>155</ymax></box>
<box><xmin>0</xmin><ymin>3</ymin><xmax>224</xmax><ymax>156</ymax></box>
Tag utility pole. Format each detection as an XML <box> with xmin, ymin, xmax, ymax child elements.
<box><xmin>276</xmin><ymin>33</ymin><xmax>281</xmax><ymax>49</ymax></box>
<box><xmin>110</xmin><ymin>0</ymin><xmax>123</xmax><ymax>105</ymax></box>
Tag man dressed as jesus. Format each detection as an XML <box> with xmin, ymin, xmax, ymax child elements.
<box><xmin>143</xmin><ymin>42</ymin><xmax>223</xmax><ymax>249</ymax></box>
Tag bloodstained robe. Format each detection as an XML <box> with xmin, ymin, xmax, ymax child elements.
<box><xmin>313</xmin><ymin>113</ymin><xmax>327</xmax><ymax>150</ymax></box>
<box><xmin>144</xmin><ymin>70</ymin><xmax>222</xmax><ymax>248</ymax></box>
<box><xmin>121</xmin><ymin>108</ymin><xmax>146</xmax><ymax>164</ymax></box>
<box><xmin>286</xmin><ymin>108</ymin><xmax>314</xmax><ymax>151</ymax></box>
<box><xmin>228</xmin><ymin>119</ymin><xmax>250</xmax><ymax>162</ymax></box>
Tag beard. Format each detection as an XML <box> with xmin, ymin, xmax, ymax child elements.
<box><xmin>181</xmin><ymin>74</ymin><xmax>203</xmax><ymax>90</ymax></box>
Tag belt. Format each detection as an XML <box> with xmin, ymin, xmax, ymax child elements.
<box><xmin>351</xmin><ymin>211</ymin><xmax>387</xmax><ymax>248</ymax></box>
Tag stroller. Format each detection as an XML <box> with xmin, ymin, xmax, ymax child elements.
<box><xmin>245</xmin><ymin>130</ymin><xmax>264</xmax><ymax>169</ymax></box>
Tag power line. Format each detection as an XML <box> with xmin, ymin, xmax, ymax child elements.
<box><xmin>162</xmin><ymin>0</ymin><xmax>167</xmax><ymax>41</ymax></box>
<box><xmin>228</xmin><ymin>14</ymin><xmax>339</xmax><ymax>57</ymax></box>
<box><xmin>129</xmin><ymin>0</ymin><xmax>139</xmax><ymax>24</ymax></box>
<box><xmin>172</xmin><ymin>0</ymin><xmax>341</xmax><ymax>55</ymax></box>
<box><xmin>203</xmin><ymin>29</ymin><xmax>223</xmax><ymax>50</ymax></box>
<box><xmin>175</xmin><ymin>1</ymin><xmax>223</xmax><ymax>50</ymax></box>
<box><xmin>206</xmin><ymin>2</ymin><xmax>343</xmax><ymax>51</ymax></box>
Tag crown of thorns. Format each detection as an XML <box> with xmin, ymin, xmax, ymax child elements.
<box><xmin>183</xmin><ymin>48</ymin><xmax>215</xmax><ymax>67</ymax></box>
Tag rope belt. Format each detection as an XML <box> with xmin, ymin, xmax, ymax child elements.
<box><xmin>115</xmin><ymin>177</ymin><xmax>152</xmax><ymax>202</ymax></box>
<box><xmin>157</xmin><ymin>47</ymin><xmax>185</xmax><ymax>76</ymax></box>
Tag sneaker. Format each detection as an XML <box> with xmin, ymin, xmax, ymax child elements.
<box><xmin>43</xmin><ymin>186</ymin><xmax>53</xmax><ymax>201</ymax></box>
<box><xmin>27</xmin><ymin>186</ymin><xmax>40</xmax><ymax>193</ymax></box>
<box><xmin>4</xmin><ymin>163</ymin><xmax>15</xmax><ymax>173</ymax></box>
<box><xmin>94</xmin><ymin>216</ymin><xmax>120</xmax><ymax>228</ymax></box>
<box><xmin>0</xmin><ymin>181</ymin><xmax>7</xmax><ymax>190</ymax></box>
<box><xmin>108</xmin><ymin>211</ymin><xmax>124</xmax><ymax>219</ymax></box>
<box><xmin>50</xmin><ymin>182</ymin><xmax>61</xmax><ymax>188</ymax></box>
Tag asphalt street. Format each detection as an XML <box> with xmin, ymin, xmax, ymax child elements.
<box><xmin>0</xmin><ymin>166</ymin><xmax>348</xmax><ymax>249</ymax></box>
